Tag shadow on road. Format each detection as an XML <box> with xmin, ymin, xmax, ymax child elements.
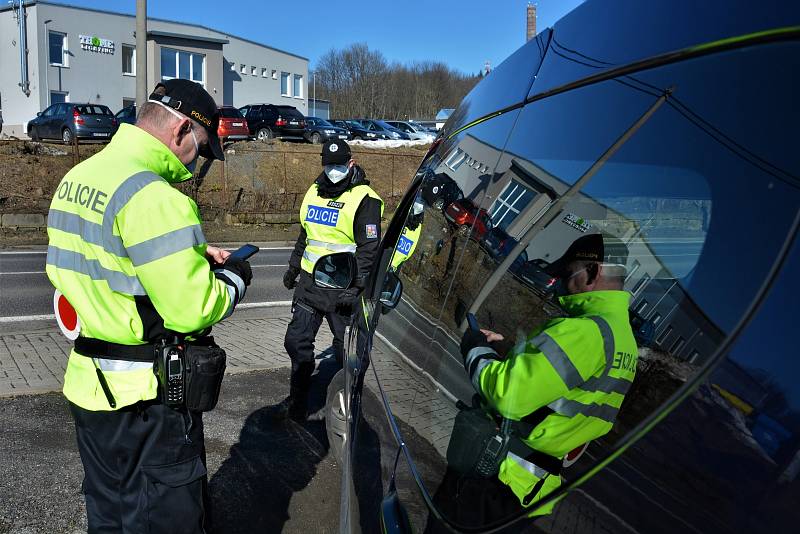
<box><xmin>209</xmin><ymin>355</ymin><xmax>340</xmax><ymax>533</ymax></box>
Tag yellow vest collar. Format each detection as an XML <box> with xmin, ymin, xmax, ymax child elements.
<box><xmin>557</xmin><ymin>290</ymin><xmax>631</xmax><ymax>317</ymax></box>
<box><xmin>110</xmin><ymin>123</ymin><xmax>193</xmax><ymax>183</ymax></box>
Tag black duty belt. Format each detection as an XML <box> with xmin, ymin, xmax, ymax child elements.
<box><xmin>74</xmin><ymin>337</ymin><xmax>157</xmax><ymax>362</ymax></box>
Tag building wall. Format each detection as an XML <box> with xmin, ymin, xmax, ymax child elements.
<box><xmin>0</xmin><ymin>1</ymin><xmax>308</xmax><ymax>137</ymax></box>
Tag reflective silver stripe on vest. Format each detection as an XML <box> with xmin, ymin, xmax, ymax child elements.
<box><xmin>306</xmin><ymin>239</ymin><xmax>357</xmax><ymax>253</ymax></box>
<box><xmin>303</xmin><ymin>250</ymin><xmax>322</xmax><ymax>264</ymax></box>
<box><xmin>588</xmin><ymin>316</ymin><xmax>615</xmax><ymax>371</ymax></box>
<box><xmin>48</xmin><ymin>209</ymin><xmax>128</xmax><ymax>257</ymax></box>
<box><xmin>531</xmin><ymin>332</ymin><xmax>583</xmax><ymax>389</ymax></box>
<box><xmin>548</xmin><ymin>397</ymin><xmax>619</xmax><ymax>424</ymax></box>
<box><xmin>101</xmin><ymin>171</ymin><xmax>162</xmax><ymax>251</ymax></box>
<box><xmin>95</xmin><ymin>359</ymin><xmax>153</xmax><ymax>372</ymax></box>
<box><xmin>507</xmin><ymin>451</ymin><xmax>550</xmax><ymax>479</ymax></box>
<box><xmin>580</xmin><ymin>316</ymin><xmax>633</xmax><ymax>396</ymax></box>
<box><xmin>47</xmin><ymin>245</ymin><xmax>146</xmax><ymax>295</ymax></box>
<box><xmin>127</xmin><ymin>224</ymin><xmax>206</xmax><ymax>267</ymax></box>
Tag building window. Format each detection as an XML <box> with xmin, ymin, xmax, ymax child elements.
<box><xmin>688</xmin><ymin>350</ymin><xmax>701</xmax><ymax>363</ymax></box>
<box><xmin>635</xmin><ymin>300</ymin><xmax>648</xmax><ymax>314</ymax></box>
<box><xmin>445</xmin><ymin>148</ymin><xmax>466</xmax><ymax>170</ymax></box>
<box><xmin>251</xmin><ymin>66</ymin><xmax>257</xmax><ymax>76</ymax></box>
<box><xmin>230</xmin><ymin>62</ymin><xmax>236</xmax><ymax>71</ymax></box>
<box><xmin>490</xmin><ymin>180</ymin><xmax>536</xmax><ymax>232</ymax></box>
<box><xmin>650</xmin><ymin>312</ymin><xmax>662</xmax><ymax>325</ymax></box>
<box><xmin>262</xmin><ymin>68</ymin><xmax>268</xmax><ymax>78</ymax></box>
<box><xmin>281</xmin><ymin>72</ymin><xmax>290</xmax><ymax>96</ymax></box>
<box><xmin>161</xmin><ymin>47</ymin><xmax>205</xmax><ymax>84</ymax></box>
<box><xmin>670</xmin><ymin>336</ymin><xmax>686</xmax><ymax>356</ymax></box>
<box><xmin>122</xmin><ymin>44</ymin><xmax>135</xmax><ymax>76</ymax></box>
<box><xmin>632</xmin><ymin>273</ymin><xmax>651</xmax><ymax>296</ymax></box>
<box><xmin>241</xmin><ymin>64</ymin><xmax>247</xmax><ymax>74</ymax></box>
<box><xmin>49</xmin><ymin>31</ymin><xmax>67</xmax><ymax>66</ymax></box>
<box><xmin>271</xmin><ymin>69</ymin><xmax>278</xmax><ymax>80</ymax></box>
<box><xmin>625</xmin><ymin>260</ymin><xmax>641</xmax><ymax>283</ymax></box>
<box><xmin>656</xmin><ymin>325</ymin><xmax>673</xmax><ymax>345</ymax></box>
<box><xmin>293</xmin><ymin>74</ymin><xmax>303</xmax><ymax>98</ymax></box>
<box><xmin>122</xmin><ymin>98</ymin><xmax>135</xmax><ymax>109</ymax></box>
<box><xmin>50</xmin><ymin>91</ymin><xmax>68</xmax><ymax>104</ymax></box>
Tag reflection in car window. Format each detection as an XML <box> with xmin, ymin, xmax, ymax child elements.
<box><xmin>369</xmin><ymin>41</ymin><xmax>799</xmax><ymax>532</ymax></box>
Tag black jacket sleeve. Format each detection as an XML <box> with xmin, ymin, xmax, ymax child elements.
<box><xmin>288</xmin><ymin>226</ymin><xmax>307</xmax><ymax>271</ymax></box>
<box><xmin>352</xmin><ymin>196</ymin><xmax>382</xmax><ymax>281</ymax></box>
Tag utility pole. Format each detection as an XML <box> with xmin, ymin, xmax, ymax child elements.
<box><xmin>312</xmin><ymin>72</ymin><xmax>316</xmax><ymax>117</ymax></box>
<box><xmin>135</xmin><ymin>0</ymin><xmax>147</xmax><ymax>109</ymax></box>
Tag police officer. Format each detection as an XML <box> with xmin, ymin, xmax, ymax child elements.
<box><xmin>426</xmin><ymin>234</ymin><xmax>638</xmax><ymax>531</ymax></box>
<box><xmin>46</xmin><ymin>80</ymin><xmax>252</xmax><ymax>533</ymax></box>
<box><xmin>282</xmin><ymin>140</ymin><xmax>383</xmax><ymax>420</ymax></box>
<box><xmin>390</xmin><ymin>196</ymin><xmax>424</xmax><ymax>272</ymax></box>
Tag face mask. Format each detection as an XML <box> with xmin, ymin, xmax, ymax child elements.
<box><xmin>149</xmin><ymin>99</ymin><xmax>201</xmax><ymax>171</ymax></box>
<box><xmin>324</xmin><ymin>164</ymin><xmax>350</xmax><ymax>184</ymax></box>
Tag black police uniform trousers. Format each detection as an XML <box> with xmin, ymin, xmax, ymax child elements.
<box><xmin>70</xmin><ymin>400</ymin><xmax>209</xmax><ymax>534</ymax></box>
<box><xmin>284</xmin><ymin>299</ymin><xmax>348</xmax><ymax>400</ymax></box>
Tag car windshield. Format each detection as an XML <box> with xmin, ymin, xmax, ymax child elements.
<box><xmin>316</xmin><ymin>119</ymin><xmax>334</xmax><ymax>127</ymax></box>
<box><xmin>346</xmin><ymin>120</ymin><xmax>364</xmax><ymax>128</ymax></box>
<box><xmin>76</xmin><ymin>105</ymin><xmax>112</xmax><ymax>116</ymax></box>
<box><xmin>219</xmin><ymin>108</ymin><xmax>243</xmax><ymax>118</ymax></box>
<box><xmin>374</xmin><ymin>120</ymin><xmax>395</xmax><ymax>130</ymax></box>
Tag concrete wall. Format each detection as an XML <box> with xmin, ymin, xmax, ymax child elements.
<box><xmin>0</xmin><ymin>2</ymin><xmax>41</xmax><ymax>138</ymax></box>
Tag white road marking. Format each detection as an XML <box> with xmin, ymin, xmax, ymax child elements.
<box><xmin>0</xmin><ymin>251</ymin><xmax>48</xmax><ymax>255</ymax></box>
<box><xmin>0</xmin><ymin>301</ymin><xmax>292</xmax><ymax>323</ymax></box>
<box><xmin>0</xmin><ymin>271</ymin><xmax>46</xmax><ymax>275</ymax></box>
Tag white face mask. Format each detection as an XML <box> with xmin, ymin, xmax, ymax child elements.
<box><xmin>324</xmin><ymin>164</ymin><xmax>350</xmax><ymax>184</ymax></box>
<box><xmin>149</xmin><ymin>99</ymin><xmax>200</xmax><ymax>171</ymax></box>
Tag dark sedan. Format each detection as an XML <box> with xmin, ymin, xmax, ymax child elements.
<box><xmin>333</xmin><ymin>119</ymin><xmax>391</xmax><ymax>141</ymax></box>
<box><xmin>28</xmin><ymin>103</ymin><xmax>116</xmax><ymax>144</ymax></box>
<box><xmin>304</xmin><ymin>117</ymin><xmax>351</xmax><ymax>144</ymax></box>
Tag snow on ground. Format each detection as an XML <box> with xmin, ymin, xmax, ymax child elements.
<box><xmin>348</xmin><ymin>138</ymin><xmax>432</xmax><ymax>149</ymax></box>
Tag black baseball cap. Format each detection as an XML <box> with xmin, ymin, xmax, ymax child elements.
<box><xmin>546</xmin><ymin>233</ymin><xmax>604</xmax><ymax>277</ymax></box>
<box><xmin>148</xmin><ymin>79</ymin><xmax>224</xmax><ymax>161</ymax></box>
<box><xmin>321</xmin><ymin>139</ymin><xmax>351</xmax><ymax>166</ymax></box>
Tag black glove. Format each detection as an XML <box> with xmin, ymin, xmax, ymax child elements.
<box><xmin>336</xmin><ymin>286</ymin><xmax>361</xmax><ymax>315</ymax></box>
<box><xmin>283</xmin><ymin>266</ymin><xmax>300</xmax><ymax>290</ymax></box>
<box><xmin>214</xmin><ymin>257</ymin><xmax>252</xmax><ymax>304</ymax></box>
<box><xmin>460</xmin><ymin>328</ymin><xmax>493</xmax><ymax>360</ymax></box>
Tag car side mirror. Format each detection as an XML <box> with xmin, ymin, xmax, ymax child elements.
<box><xmin>313</xmin><ymin>252</ymin><xmax>356</xmax><ymax>289</ymax></box>
<box><xmin>36</xmin><ymin>112</ymin><xmax>42</xmax><ymax>117</ymax></box>
<box><xmin>379</xmin><ymin>271</ymin><xmax>403</xmax><ymax>311</ymax></box>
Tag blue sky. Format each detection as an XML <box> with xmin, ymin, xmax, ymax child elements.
<box><xmin>44</xmin><ymin>0</ymin><xmax>584</xmax><ymax>74</ymax></box>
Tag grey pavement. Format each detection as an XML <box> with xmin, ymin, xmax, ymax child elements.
<box><xmin>0</xmin><ymin>306</ymin><xmax>332</xmax><ymax>397</ymax></box>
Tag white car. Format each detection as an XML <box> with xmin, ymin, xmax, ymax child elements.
<box><xmin>385</xmin><ymin>120</ymin><xmax>436</xmax><ymax>141</ymax></box>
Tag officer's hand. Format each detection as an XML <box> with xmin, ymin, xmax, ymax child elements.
<box><xmin>283</xmin><ymin>266</ymin><xmax>300</xmax><ymax>290</ymax></box>
<box><xmin>460</xmin><ymin>328</ymin><xmax>494</xmax><ymax>360</ymax></box>
<box><xmin>206</xmin><ymin>245</ymin><xmax>231</xmax><ymax>265</ymax></box>
<box><xmin>335</xmin><ymin>286</ymin><xmax>361</xmax><ymax>315</ymax></box>
<box><xmin>214</xmin><ymin>258</ymin><xmax>252</xmax><ymax>304</ymax></box>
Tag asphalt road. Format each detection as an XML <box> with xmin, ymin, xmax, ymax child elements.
<box><xmin>0</xmin><ymin>245</ymin><xmax>295</xmax><ymax>319</ymax></box>
<box><xmin>0</xmin><ymin>365</ymin><xmax>343</xmax><ymax>534</ymax></box>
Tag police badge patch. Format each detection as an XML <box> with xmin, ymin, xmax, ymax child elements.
<box><xmin>366</xmin><ymin>224</ymin><xmax>378</xmax><ymax>239</ymax></box>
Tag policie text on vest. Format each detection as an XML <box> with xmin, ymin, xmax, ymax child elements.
<box><xmin>55</xmin><ymin>181</ymin><xmax>108</xmax><ymax>215</ymax></box>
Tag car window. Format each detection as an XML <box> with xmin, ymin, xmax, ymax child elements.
<box><xmin>42</xmin><ymin>105</ymin><xmax>57</xmax><ymax>117</ymax></box>
<box><xmin>239</xmin><ymin>106</ymin><xmax>250</xmax><ymax>118</ymax></box>
<box><xmin>76</xmin><ymin>105</ymin><xmax>111</xmax><ymax>116</ymax></box>
<box><xmin>219</xmin><ymin>108</ymin><xmax>242</xmax><ymax>119</ymax></box>
<box><xmin>371</xmin><ymin>42</ymin><xmax>800</xmax><ymax>531</ymax></box>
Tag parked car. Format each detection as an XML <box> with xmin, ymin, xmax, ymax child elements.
<box><xmin>510</xmin><ymin>257</ymin><xmax>559</xmax><ymax>297</ymax></box>
<box><xmin>217</xmin><ymin>106</ymin><xmax>249</xmax><ymax>141</ymax></box>
<box><xmin>304</xmin><ymin>117</ymin><xmax>351</xmax><ymax>144</ymax></box>
<box><xmin>239</xmin><ymin>104</ymin><xmax>305</xmax><ymax>140</ymax></box>
<box><xmin>444</xmin><ymin>198</ymin><xmax>492</xmax><ymax>240</ymax></box>
<box><xmin>28</xmin><ymin>103</ymin><xmax>116</xmax><ymax>143</ymax></box>
<box><xmin>359</xmin><ymin>119</ymin><xmax>412</xmax><ymax>140</ymax></box>
<box><xmin>113</xmin><ymin>104</ymin><xmax>137</xmax><ymax>134</ymax></box>
<box><xmin>385</xmin><ymin>120</ymin><xmax>436</xmax><ymax>141</ymax></box>
<box><xmin>334</xmin><ymin>119</ymin><xmax>391</xmax><ymax>141</ymax></box>
<box><xmin>312</xmin><ymin>1</ymin><xmax>800</xmax><ymax>533</ymax></box>
<box><xmin>420</xmin><ymin>171</ymin><xmax>462</xmax><ymax>210</ymax></box>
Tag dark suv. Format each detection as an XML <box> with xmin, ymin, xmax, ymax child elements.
<box><xmin>240</xmin><ymin>104</ymin><xmax>306</xmax><ymax>141</ymax></box>
<box><xmin>28</xmin><ymin>103</ymin><xmax>116</xmax><ymax>143</ymax></box>
<box><xmin>310</xmin><ymin>1</ymin><xmax>800</xmax><ymax>533</ymax></box>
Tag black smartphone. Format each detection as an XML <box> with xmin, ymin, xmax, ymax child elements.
<box><xmin>466</xmin><ymin>312</ymin><xmax>480</xmax><ymax>332</ymax></box>
<box><xmin>229</xmin><ymin>244</ymin><xmax>259</xmax><ymax>261</ymax></box>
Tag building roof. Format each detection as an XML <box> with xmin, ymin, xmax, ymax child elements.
<box><xmin>1</xmin><ymin>0</ymin><xmax>308</xmax><ymax>62</ymax></box>
<box><xmin>147</xmin><ymin>30</ymin><xmax>228</xmax><ymax>45</ymax></box>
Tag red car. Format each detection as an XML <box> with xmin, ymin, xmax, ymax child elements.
<box><xmin>444</xmin><ymin>198</ymin><xmax>493</xmax><ymax>240</ymax></box>
<box><xmin>217</xmin><ymin>106</ymin><xmax>249</xmax><ymax>141</ymax></box>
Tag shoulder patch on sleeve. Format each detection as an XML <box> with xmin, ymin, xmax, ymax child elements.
<box><xmin>366</xmin><ymin>224</ymin><xmax>378</xmax><ymax>239</ymax></box>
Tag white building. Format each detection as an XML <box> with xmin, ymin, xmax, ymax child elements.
<box><xmin>0</xmin><ymin>0</ymin><xmax>309</xmax><ymax>137</ymax></box>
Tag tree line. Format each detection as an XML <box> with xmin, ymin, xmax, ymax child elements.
<box><xmin>311</xmin><ymin>43</ymin><xmax>482</xmax><ymax>120</ymax></box>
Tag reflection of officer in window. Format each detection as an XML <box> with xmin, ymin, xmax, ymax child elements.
<box><xmin>281</xmin><ymin>140</ymin><xmax>384</xmax><ymax>420</ymax></box>
<box><xmin>427</xmin><ymin>234</ymin><xmax>638</xmax><ymax>531</ymax></box>
<box><xmin>390</xmin><ymin>198</ymin><xmax>424</xmax><ymax>272</ymax></box>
